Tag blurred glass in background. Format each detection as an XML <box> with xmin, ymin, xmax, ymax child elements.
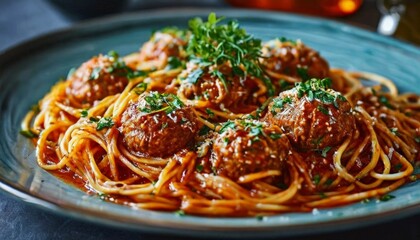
<box><xmin>377</xmin><ymin>0</ymin><xmax>420</xmax><ymax>44</ymax></box>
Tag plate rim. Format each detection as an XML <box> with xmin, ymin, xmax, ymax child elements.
<box><xmin>0</xmin><ymin>8</ymin><xmax>419</xmax><ymax>238</ymax></box>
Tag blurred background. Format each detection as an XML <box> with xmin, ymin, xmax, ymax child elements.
<box><xmin>0</xmin><ymin>0</ymin><xmax>419</xmax><ymax>52</ymax></box>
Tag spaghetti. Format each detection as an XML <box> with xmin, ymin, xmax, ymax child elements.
<box><xmin>21</xmin><ymin>13</ymin><xmax>420</xmax><ymax>217</ymax></box>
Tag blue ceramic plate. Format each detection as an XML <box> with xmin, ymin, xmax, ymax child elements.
<box><xmin>0</xmin><ymin>9</ymin><xmax>419</xmax><ymax>238</ymax></box>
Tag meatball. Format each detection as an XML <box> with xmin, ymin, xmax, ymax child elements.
<box><xmin>66</xmin><ymin>54</ymin><xmax>129</xmax><ymax>107</ymax></box>
<box><xmin>120</xmin><ymin>92</ymin><xmax>198</xmax><ymax>157</ymax></box>
<box><xmin>137</xmin><ymin>30</ymin><xmax>187</xmax><ymax>70</ymax></box>
<box><xmin>265</xmin><ymin>79</ymin><xmax>355</xmax><ymax>151</ymax></box>
<box><xmin>211</xmin><ymin>120</ymin><xmax>290</xmax><ymax>181</ymax></box>
<box><xmin>261</xmin><ymin>39</ymin><xmax>330</xmax><ymax>81</ymax></box>
<box><xmin>179</xmin><ymin>65</ymin><xmax>258</xmax><ymax>112</ymax></box>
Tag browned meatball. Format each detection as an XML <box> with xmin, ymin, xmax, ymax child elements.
<box><xmin>179</xmin><ymin>66</ymin><xmax>258</xmax><ymax>112</ymax></box>
<box><xmin>265</xmin><ymin>79</ymin><xmax>355</xmax><ymax>151</ymax></box>
<box><xmin>261</xmin><ymin>39</ymin><xmax>330</xmax><ymax>81</ymax></box>
<box><xmin>120</xmin><ymin>92</ymin><xmax>198</xmax><ymax>157</ymax></box>
<box><xmin>66</xmin><ymin>54</ymin><xmax>129</xmax><ymax>107</ymax></box>
<box><xmin>211</xmin><ymin>120</ymin><xmax>290</xmax><ymax>181</ymax></box>
<box><xmin>137</xmin><ymin>30</ymin><xmax>187</xmax><ymax>70</ymax></box>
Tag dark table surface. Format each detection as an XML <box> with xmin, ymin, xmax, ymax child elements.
<box><xmin>1</xmin><ymin>0</ymin><xmax>419</xmax><ymax>239</ymax></box>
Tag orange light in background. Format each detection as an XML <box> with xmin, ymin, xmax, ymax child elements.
<box><xmin>339</xmin><ymin>0</ymin><xmax>358</xmax><ymax>14</ymax></box>
<box><xmin>225</xmin><ymin>0</ymin><xmax>364</xmax><ymax>17</ymax></box>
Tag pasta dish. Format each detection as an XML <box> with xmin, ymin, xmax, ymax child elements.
<box><xmin>21</xmin><ymin>13</ymin><xmax>420</xmax><ymax>217</ymax></box>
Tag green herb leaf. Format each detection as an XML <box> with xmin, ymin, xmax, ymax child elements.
<box><xmin>269</xmin><ymin>133</ymin><xmax>282</xmax><ymax>140</ymax></box>
<box><xmin>313</xmin><ymin>174</ymin><xmax>321</xmax><ymax>185</ymax></box>
<box><xmin>96</xmin><ymin>117</ymin><xmax>114</xmax><ymax>130</ymax></box>
<box><xmin>89</xmin><ymin>67</ymin><xmax>102</xmax><ymax>80</ymax></box>
<box><xmin>317</xmin><ymin>105</ymin><xmax>329</xmax><ymax>115</ymax></box>
<box><xmin>167</xmin><ymin>56</ymin><xmax>183</xmax><ymax>70</ymax></box>
<box><xmin>20</xmin><ymin>130</ymin><xmax>38</xmax><ymax>138</ymax></box>
<box><xmin>205</xmin><ymin>108</ymin><xmax>215</xmax><ymax>118</ymax></box>
<box><xmin>296</xmin><ymin>67</ymin><xmax>310</xmax><ymax>81</ymax></box>
<box><xmin>199</xmin><ymin>125</ymin><xmax>211</xmax><ymax>136</ymax></box>
<box><xmin>80</xmin><ymin>109</ymin><xmax>88</xmax><ymax>118</ymax></box>
<box><xmin>175</xmin><ymin>210</ymin><xmax>186</xmax><ymax>216</ymax></box>
<box><xmin>379</xmin><ymin>194</ymin><xmax>395</xmax><ymax>202</ymax></box>
<box><xmin>196</xmin><ymin>164</ymin><xmax>204</xmax><ymax>173</ymax></box>
<box><xmin>219</xmin><ymin>121</ymin><xmax>236</xmax><ymax>133</ymax></box>
<box><xmin>134</xmin><ymin>82</ymin><xmax>148</xmax><ymax>95</ymax></box>
<box><xmin>415</xmin><ymin>136</ymin><xmax>420</xmax><ymax>143</ymax></box>
<box><xmin>321</xmin><ymin>146</ymin><xmax>332</xmax><ymax>158</ymax></box>
<box><xmin>185</xmin><ymin>68</ymin><xmax>203</xmax><ymax>84</ymax></box>
<box><xmin>379</xmin><ymin>96</ymin><xmax>394</xmax><ymax>109</ymax></box>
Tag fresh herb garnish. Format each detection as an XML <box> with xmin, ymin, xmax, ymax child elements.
<box><xmin>321</xmin><ymin>146</ymin><xmax>332</xmax><ymax>158</ymax></box>
<box><xmin>80</xmin><ymin>109</ymin><xmax>88</xmax><ymax>118</ymax></box>
<box><xmin>66</xmin><ymin>67</ymin><xmax>76</xmax><ymax>79</ymax></box>
<box><xmin>140</xmin><ymin>92</ymin><xmax>184</xmax><ymax>114</ymax></box>
<box><xmin>175</xmin><ymin>210</ymin><xmax>186</xmax><ymax>216</ymax></box>
<box><xmin>294</xmin><ymin>78</ymin><xmax>344</xmax><ymax>108</ymax></box>
<box><xmin>379</xmin><ymin>194</ymin><xmax>395</xmax><ymax>202</ymax></box>
<box><xmin>185</xmin><ymin>68</ymin><xmax>203</xmax><ymax>84</ymax></box>
<box><xmin>313</xmin><ymin>174</ymin><xmax>321</xmax><ymax>185</ymax></box>
<box><xmin>205</xmin><ymin>108</ymin><xmax>215</xmax><ymax>118</ymax></box>
<box><xmin>379</xmin><ymin>95</ymin><xmax>394</xmax><ymax>109</ymax></box>
<box><xmin>198</xmin><ymin>125</ymin><xmax>211</xmax><ymax>136</ymax></box>
<box><xmin>96</xmin><ymin>117</ymin><xmax>114</xmax><ymax>130</ymax></box>
<box><xmin>89</xmin><ymin>67</ymin><xmax>102</xmax><ymax>80</ymax></box>
<box><xmin>133</xmin><ymin>82</ymin><xmax>148</xmax><ymax>95</ymax></box>
<box><xmin>271</xmin><ymin>96</ymin><xmax>292</xmax><ymax>112</ymax></box>
<box><xmin>219</xmin><ymin>121</ymin><xmax>236</xmax><ymax>133</ymax></box>
<box><xmin>278</xmin><ymin>37</ymin><xmax>296</xmax><ymax>45</ymax></box>
<box><xmin>187</xmin><ymin>13</ymin><xmax>274</xmax><ymax>96</ymax></box>
<box><xmin>415</xmin><ymin>136</ymin><xmax>420</xmax><ymax>143</ymax></box>
<box><xmin>167</xmin><ymin>56</ymin><xmax>183</xmax><ymax>70</ymax></box>
<box><xmin>296</xmin><ymin>67</ymin><xmax>310</xmax><ymax>81</ymax></box>
<box><xmin>317</xmin><ymin>105</ymin><xmax>329</xmax><ymax>115</ymax></box>
<box><xmin>196</xmin><ymin>164</ymin><xmax>204</xmax><ymax>173</ymax></box>
<box><xmin>161</xmin><ymin>122</ymin><xmax>168</xmax><ymax>130</ymax></box>
<box><xmin>20</xmin><ymin>130</ymin><xmax>38</xmax><ymax>138</ymax></box>
<box><xmin>269</xmin><ymin>133</ymin><xmax>282</xmax><ymax>140</ymax></box>
<box><xmin>390</xmin><ymin>127</ymin><xmax>399</xmax><ymax>136</ymax></box>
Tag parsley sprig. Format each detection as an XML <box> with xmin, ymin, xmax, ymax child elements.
<box><xmin>140</xmin><ymin>92</ymin><xmax>184</xmax><ymax>114</ymax></box>
<box><xmin>187</xmin><ymin>13</ymin><xmax>274</xmax><ymax>96</ymax></box>
<box><xmin>295</xmin><ymin>78</ymin><xmax>345</xmax><ymax>107</ymax></box>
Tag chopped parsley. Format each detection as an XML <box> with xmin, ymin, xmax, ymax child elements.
<box><xmin>196</xmin><ymin>164</ymin><xmax>204</xmax><ymax>173</ymax></box>
<box><xmin>80</xmin><ymin>109</ymin><xmax>88</xmax><ymax>118</ymax></box>
<box><xmin>96</xmin><ymin>117</ymin><xmax>114</xmax><ymax>130</ymax></box>
<box><xmin>271</xmin><ymin>96</ymin><xmax>292</xmax><ymax>112</ymax></box>
<box><xmin>133</xmin><ymin>82</ymin><xmax>148</xmax><ymax>95</ymax></box>
<box><xmin>296</xmin><ymin>67</ymin><xmax>310</xmax><ymax>81</ymax></box>
<box><xmin>415</xmin><ymin>136</ymin><xmax>420</xmax><ymax>143</ymax></box>
<box><xmin>167</xmin><ymin>56</ymin><xmax>183</xmax><ymax>70</ymax></box>
<box><xmin>321</xmin><ymin>146</ymin><xmax>332</xmax><ymax>157</ymax></box>
<box><xmin>89</xmin><ymin>67</ymin><xmax>102</xmax><ymax>80</ymax></box>
<box><xmin>175</xmin><ymin>210</ymin><xmax>186</xmax><ymax>216</ymax></box>
<box><xmin>140</xmin><ymin>92</ymin><xmax>184</xmax><ymax>114</ymax></box>
<box><xmin>198</xmin><ymin>125</ymin><xmax>211</xmax><ymax>136</ymax></box>
<box><xmin>294</xmin><ymin>78</ymin><xmax>344</xmax><ymax>108</ymax></box>
<box><xmin>317</xmin><ymin>105</ymin><xmax>329</xmax><ymax>115</ymax></box>
<box><xmin>187</xmin><ymin>13</ymin><xmax>274</xmax><ymax>96</ymax></box>
<box><xmin>379</xmin><ymin>95</ymin><xmax>394</xmax><ymax>109</ymax></box>
<box><xmin>205</xmin><ymin>108</ymin><xmax>215</xmax><ymax>118</ymax></box>
<box><xmin>269</xmin><ymin>133</ymin><xmax>282</xmax><ymax>140</ymax></box>
<box><xmin>278</xmin><ymin>36</ymin><xmax>296</xmax><ymax>45</ymax></box>
<box><xmin>219</xmin><ymin>121</ymin><xmax>236</xmax><ymax>133</ymax></box>
<box><xmin>20</xmin><ymin>130</ymin><xmax>38</xmax><ymax>138</ymax></box>
<box><xmin>161</xmin><ymin>122</ymin><xmax>168</xmax><ymax>130</ymax></box>
<box><xmin>390</xmin><ymin>127</ymin><xmax>399</xmax><ymax>136</ymax></box>
<box><xmin>185</xmin><ymin>68</ymin><xmax>203</xmax><ymax>84</ymax></box>
<box><xmin>379</xmin><ymin>194</ymin><xmax>395</xmax><ymax>202</ymax></box>
<box><xmin>66</xmin><ymin>67</ymin><xmax>76</xmax><ymax>79</ymax></box>
<box><xmin>313</xmin><ymin>174</ymin><xmax>321</xmax><ymax>185</ymax></box>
